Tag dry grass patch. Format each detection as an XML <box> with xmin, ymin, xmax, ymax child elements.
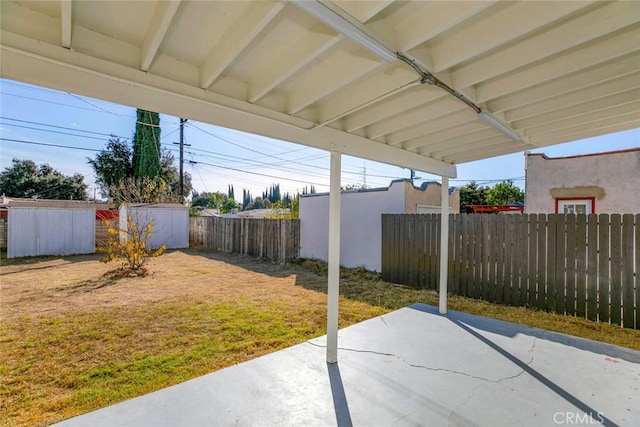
<box><xmin>0</xmin><ymin>250</ymin><xmax>384</xmax><ymax>426</ymax></box>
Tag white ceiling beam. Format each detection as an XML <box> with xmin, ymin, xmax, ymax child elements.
<box><xmin>140</xmin><ymin>0</ymin><xmax>181</xmax><ymax>72</ymax></box>
<box><xmin>447</xmin><ymin>139</ymin><xmax>534</xmax><ymax>164</ymax></box>
<box><xmin>505</xmin><ymin>73</ymin><xmax>640</xmax><ymax>123</ymax></box>
<box><xmin>199</xmin><ymin>1</ymin><xmax>285</xmax><ymax>89</ymax></box>
<box><xmin>413</xmin><ymin>127</ymin><xmax>496</xmax><ymax>155</ymax></box>
<box><xmin>475</xmin><ymin>27</ymin><xmax>640</xmax><ymax>103</ymax></box>
<box><xmin>387</xmin><ymin>109</ymin><xmax>477</xmax><ymax>147</ymax></box>
<box><xmin>0</xmin><ymin>40</ymin><xmax>457</xmax><ymax>177</ymax></box>
<box><xmin>430</xmin><ymin>1</ymin><xmax>594</xmax><ymax>72</ymax></box>
<box><xmin>395</xmin><ymin>1</ymin><xmax>498</xmax><ymax>53</ymax></box>
<box><xmin>343</xmin><ymin>87</ymin><xmax>444</xmax><ymax>132</ymax></box>
<box><xmin>315</xmin><ymin>64</ymin><xmax>416</xmax><ymax>124</ymax></box>
<box><xmin>286</xmin><ymin>47</ymin><xmax>380</xmax><ymax>115</ymax></box>
<box><xmin>512</xmin><ymin>89</ymin><xmax>640</xmax><ymax>131</ymax></box>
<box><xmin>536</xmin><ymin>119</ymin><xmax>640</xmax><ymax>148</ymax></box>
<box><xmin>248</xmin><ymin>28</ymin><xmax>339</xmax><ymax>103</ymax></box>
<box><xmin>60</xmin><ymin>0</ymin><xmax>72</xmax><ymax>48</ymax></box>
<box><xmin>434</xmin><ymin>136</ymin><xmax>507</xmax><ymax>160</ymax></box>
<box><xmin>488</xmin><ymin>54</ymin><xmax>640</xmax><ymax>113</ymax></box>
<box><xmin>367</xmin><ymin>96</ymin><xmax>465</xmax><ymax>139</ymax></box>
<box><xmin>533</xmin><ymin>111</ymin><xmax>640</xmax><ymax>140</ymax></box>
<box><xmin>451</xmin><ymin>142</ymin><xmax>531</xmax><ymax>165</ymax></box>
<box><xmin>453</xmin><ymin>1</ymin><xmax>639</xmax><ymax>90</ymax></box>
<box><xmin>335</xmin><ymin>0</ymin><xmax>394</xmax><ymax>22</ymax></box>
<box><xmin>526</xmin><ymin>100</ymin><xmax>640</xmax><ymax>135</ymax></box>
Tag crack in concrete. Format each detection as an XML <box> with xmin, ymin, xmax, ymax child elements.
<box><xmin>307</xmin><ymin>336</ymin><xmax>538</xmax><ymax>384</ymax></box>
<box><xmin>448</xmin><ymin>384</ymin><xmax>478</xmax><ymax>425</ymax></box>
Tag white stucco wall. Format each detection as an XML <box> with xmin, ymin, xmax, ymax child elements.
<box><xmin>525</xmin><ymin>149</ymin><xmax>640</xmax><ymax>214</ymax></box>
<box><xmin>300</xmin><ymin>182</ymin><xmax>405</xmax><ymax>272</ymax></box>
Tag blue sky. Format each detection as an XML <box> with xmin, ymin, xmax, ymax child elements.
<box><xmin>1</xmin><ymin>78</ymin><xmax>638</xmax><ymax>199</ymax></box>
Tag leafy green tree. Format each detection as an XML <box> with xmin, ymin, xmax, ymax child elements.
<box><xmin>190</xmin><ymin>191</ymin><xmax>238</xmax><ymax>213</ymax></box>
<box><xmin>108</xmin><ymin>176</ymin><xmax>180</xmax><ymax>206</ymax></box>
<box><xmin>486</xmin><ymin>180</ymin><xmax>524</xmax><ymax>206</ymax></box>
<box><xmin>87</xmin><ymin>137</ymin><xmax>134</xmax><ymax>198</ymax></box>
<box><xmin>459</xmin><ymin>181</ymin><xmax>488</xmax><ymax>213</ymax></box>
<box><xmin>245</xmin><ymin>196</ymin><xmax>270</xmax><ymax>210</ymax></box>
<box><xmin>0</xmin><ymin>158</ymin><xmax>87</xmax><ymax>200</ymax></box>
<box><xmin>132</xmin><ymin>109</ymin><xmax>161</xmax><ymax>178</ymax></box>
<box><xmin>242</xmin><ymin>189</ymin><xmax>252</xmax><ymax>210</ymax></box>
<box><xmin>89</xmin><ymin>136</ymin><xmax>191</xmax><ymax>203</ymax></box>
<box><xmin>341</xmin><ymin>183</ymin><xmax>367</xmax><ymax>191</ymax></box>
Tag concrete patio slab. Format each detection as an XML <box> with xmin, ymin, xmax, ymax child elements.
<box><xmin>55</xmin><ymin>304</ymin><xmax>640</xmax><ymax>427</ymax></box>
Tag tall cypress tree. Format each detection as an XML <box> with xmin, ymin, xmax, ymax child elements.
<box><xmin>132</xmin><ymin>109</ymin><xmax>161</xmax><ymax>178</ymax></box>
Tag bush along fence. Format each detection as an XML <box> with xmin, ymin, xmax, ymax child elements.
<box><xmin>189</xmin><ymin>217</ymin><xmax>300</xmax><ymax>264</ymax></box>
<box><xmin>382</xmin><ymin>213</ymin><xmax>639</xmax><ymax>329</ymax></box>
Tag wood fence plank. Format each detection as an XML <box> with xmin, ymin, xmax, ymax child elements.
<box><xmin>536</xmin><ymin>215</ymin><xmax>547</xmax><ymax>310</ymax></box>
<box><xmin>598</xmin><ymin>214</ymin><xmax>610</xmax><ymax>323</ymax></box>
<box><xmin>403</xmin><ymin>215</ymin><xmax>411</xmax><ymax>285</ymax></box>
<box><xmin>554</xmin><ymin>214</ymin><xmax>566</xmax><ymax>314</ymax></box>
<box><xmin>421</xmin><ymin>215</ymin><xmax>429</xmax><ymax>288</ymax></box>
<box><xmin>504</xmin><ymin>215</ymin><xmax>515</xmax><ymax>305</ymax></box>
<box><xmin>527</xmin><ymin>214</ymin><xmax>537</xmax><ymax>307</ymax></box>
<box><xmin>565</xmin><ymin>215</ymin><xmax>577</xmax><ymax>316</ymax></box>
<box><xmin>464</xmin><ymin>214</ymin><xmax>473</xmax><ymax>298</ymax></box>
<box><xmin>517</xmin><ymin>214</ymin><xmax>528</xmax><ymax>306</ymax></box>
<box><xmin>452</xmin><ymin>215</ymin><xmax>462</xmax><ymax>294</ymax></box>
<box><xmin>546</xmin><ymin>215</ymin><xmax>557</xmax><ymax>312</ymax></box>
<box><xmin>509</xmin><ymin>215</ymin><xmax>519</xmax><ymax>305</ymax></box>
<box><xmin>587</xmin><ymin>214</ymin><xmax>598</xmax><ymax>321</ymax></box>
<box><xmin>408</xmin><ymin>215</ymin><xmax>417</xmax><ymax>285</ymax></box>
<box><xmin>622</xmin><ymin>214</ymin><xmax>634</xmax><ymax>328</ymax></box>
<box><xmin>435</xmin><ymin>214</ymin><xmax>441</xmax><ymax>288</ymax></box>
<box><xmin>448</xmin><ymin>214</ymin><xmax>455</xmax><ymax>293</ymax></box>
<box><xmin>460</xmin><ymin>214</ymin><xmax>469</xmax><ymax>296</ymax></box>
<box><xmin>488</xmin><ymin>214</ymin><xmax>498</xmax><ymax>302</ymax></box>
<box><xmin>482</xmin><ymin>215</ymin><xmax>490</xmax><ymax>301</ymax></box>
<box><xmin>495</xmin><ymin>215</ymin><xmax>505</xmax><ymax>303</ymax></box>
<box><xmin>391</xmin><ymin>215</ymin><xmax>400</xmax><ymax>283</ymax></box>
<box><xmin>610</xmin><ymin>214</ymin><xmax>622</xmax><ymax>326</ymax></box>
<box><xmin>472</xmin><ymin>215</ymin><xmax>481</xmax><ymax>299</ymax></box>
<box><xmin>636</xmin><ymin>214</ymin><xmax>640</xmax><ymax>329</ymax></box>
<box><xmin>575</xmin><ymin>215</ymin><xmax>587</xmax><ymax>318</ymax></box>
<box><xmin>381</xmin><ymin>215</ymin><xmax>389</xmax><ymax>282</ymax></box>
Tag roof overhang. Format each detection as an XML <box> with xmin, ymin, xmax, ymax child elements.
<box><xmin>1</xmin><ymin>0</ymin><xmax>639</xmax><ymax>177</ymax></box>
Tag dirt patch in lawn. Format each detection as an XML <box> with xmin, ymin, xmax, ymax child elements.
<box><xmin>0</xmin><ymin>250</ymin><xmax>323</xmax><ymax>318</ymax></box>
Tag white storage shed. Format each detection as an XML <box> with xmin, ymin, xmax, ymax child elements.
<box><xmin>119</xmin><ymin>203</ymin><xmax>189</xmax><ymax>250</ymax></box>
<box><xmin>7</xmin><ymin>206</ymin><xmax>96</xmax><ymax>258</ymax></box>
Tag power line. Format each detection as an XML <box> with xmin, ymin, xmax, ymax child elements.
<box><xmin>191</xmin><ymin>159</ymin><xmax>329</xmax><ymax>187</ymax></box>
<box><xmin>1</xmin><ymin>137</ymin><xmax>102</xmax><ymax>152</ymax></box>
<box><xmin>0</xmin><ymin>117</ymin><xmax>131</xmax><ymax>139</ymax></box>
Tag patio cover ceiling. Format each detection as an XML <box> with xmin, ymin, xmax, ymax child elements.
<box><xmin>2</xmin><ymin>0</ymin><xmax>639</xmax><ymax>179</ymax></box>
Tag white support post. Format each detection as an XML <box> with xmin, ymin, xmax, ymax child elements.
<box><xmin>327</xmin><ymin>151</ymin><xmax>342</xmax><ymax>363</ymax></box>
<box><xmin>439</xmin><ymin>176</ymin><xmax>449</xmax><ymax>315</ymax></box>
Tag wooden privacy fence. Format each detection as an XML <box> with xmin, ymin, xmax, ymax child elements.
<box><xmin>189</xmin><ymin>217</ymin><xmax>300</xmax><ymax>264</ymax></box>
<box><xmin>382</xmin><ymin>214</ymin><xmax>640</xmax><ymax>329</ymax></box>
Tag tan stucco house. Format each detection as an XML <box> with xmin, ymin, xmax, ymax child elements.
<box><xmin>524</xmin><ymin>148</ymin><xmax>640</xmax><ymax>214</ymax></box>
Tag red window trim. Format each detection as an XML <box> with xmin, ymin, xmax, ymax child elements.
<box><xmin>554</xmin><ymin>197</ymin><xmax>595</xmax><ymax>214</ymax></box>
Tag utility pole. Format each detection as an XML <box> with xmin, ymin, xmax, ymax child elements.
<box><xmin>174</xmin><ymin>118</ymin><xmax>188</xmax><ymax>202</ymax></box>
